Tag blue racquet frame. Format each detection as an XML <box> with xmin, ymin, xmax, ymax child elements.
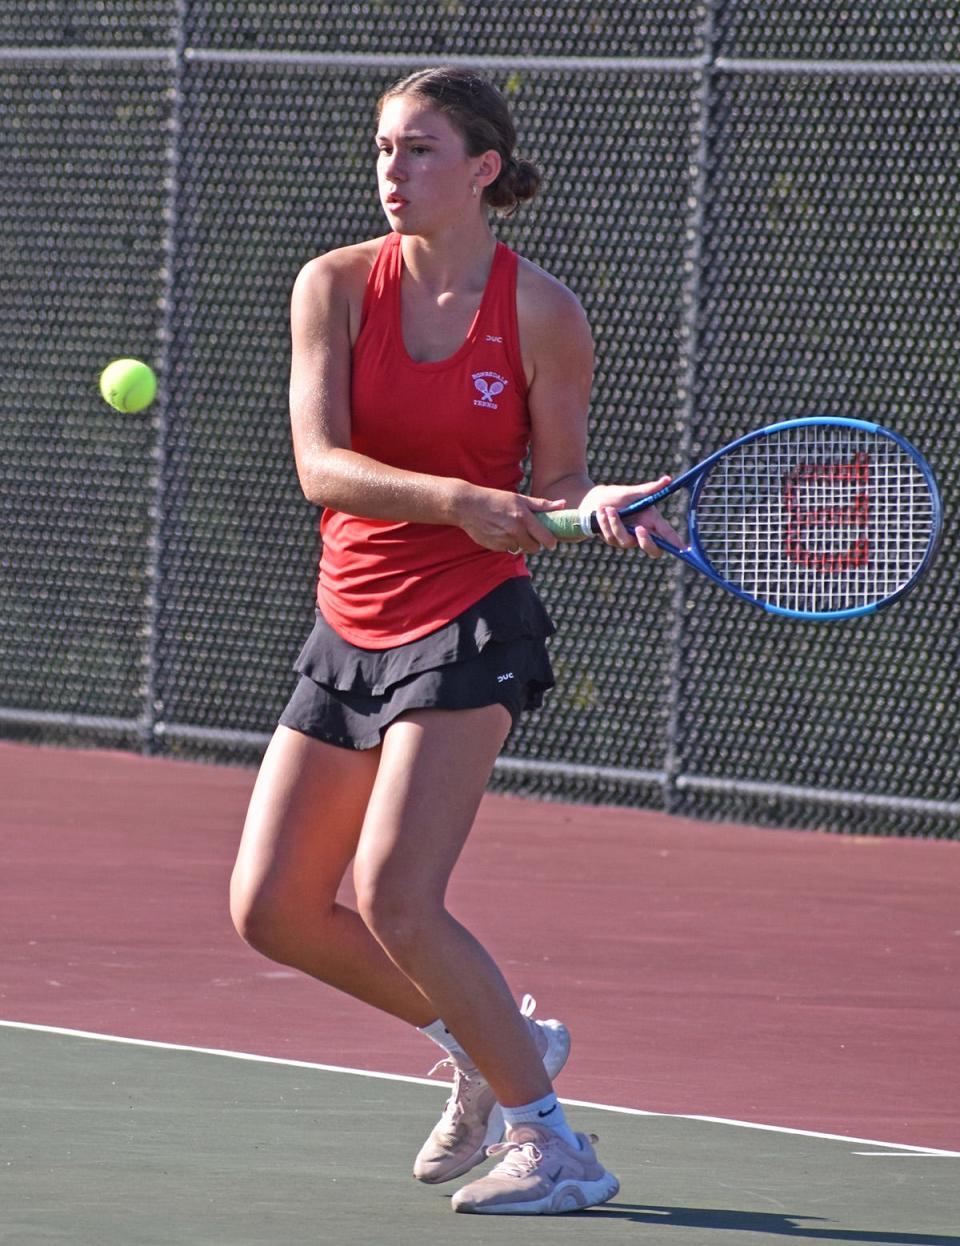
<box><xmin>540</xmin><ymin>417</ymin><xmax>943</xmax><ymax>621</ymax></box>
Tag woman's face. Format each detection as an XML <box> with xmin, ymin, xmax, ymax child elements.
<box><xmin>376</xmin><ymin>94</ymin><xmax>492</xmax><ymax>235</ymax></box>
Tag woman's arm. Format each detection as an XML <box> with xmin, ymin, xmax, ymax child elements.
<box><xmin>288</xmin><ymin>249</ymin><xmax>564</xmax><ymax>552</ymax></box>
<box><xmin>521</xmin><ymin>265</ymin><xmax>594</xmax><ymax>505</ymax></box>
<box><xmin>520</xmin><ymin>262</ymin><xmax>680</xmax><ymax>557</ymax></box>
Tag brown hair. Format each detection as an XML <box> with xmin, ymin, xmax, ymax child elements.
<box><xmin>377</xmin><ymin>67</ymin><xmax>541</xmax><ymax>216</ymax></box>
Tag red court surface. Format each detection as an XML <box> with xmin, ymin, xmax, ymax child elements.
<box><xmin>2</xmin><ymin>740</ymin><xmax>958</xmax><ymax>1151</ymax></box>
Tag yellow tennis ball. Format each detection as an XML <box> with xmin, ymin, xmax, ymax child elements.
<box><xmin>99</xmin><ymin>358</ymin><xmax>157</xmax><ymax>413</ymax></box>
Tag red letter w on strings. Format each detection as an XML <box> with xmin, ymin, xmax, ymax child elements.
<box><xmin>783</xmin><ymin>452</ymin><xmax>871</xmax><ymax>573</ymax></box>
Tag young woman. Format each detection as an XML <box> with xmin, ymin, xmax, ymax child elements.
<box><xmin>230</xmin><ymin>67</ymin><xmax>677</xmax><ymax>1216</ymax></box>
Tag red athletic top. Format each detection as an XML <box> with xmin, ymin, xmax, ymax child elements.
<box><xmin>317</xmin><ymin>233</ymin><xmax>531</xmax><ymax>647</ymax></box>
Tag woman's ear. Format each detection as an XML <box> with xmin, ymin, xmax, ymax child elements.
<box><xmin>474</xmin><ymin>149</ymin><xmax>503</xmax><ymax>190</ymax></box>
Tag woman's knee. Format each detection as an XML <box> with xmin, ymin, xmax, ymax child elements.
<box><xmin>229</xmin><ymin>875</ymin><xmax>269</xmax><ymax>949</ymax></box>
<box><xmin>355</xmin><ymin>868</ymin><xmax>441</xmax><ymax>960</ymax></box>
<box><xmin>229</xmin><ymin>871</ymin><xmax>296</xmax><ymax>956</ymax></box>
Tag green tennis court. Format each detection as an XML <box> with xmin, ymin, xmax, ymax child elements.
<box><xmin>5</xmin><ymin>1023</ymin><xmax>957</xmax><ymax>1245</ymax></box>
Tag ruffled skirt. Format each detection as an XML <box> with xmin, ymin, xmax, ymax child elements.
<box><xmin>278</xmin><ymin>577</ymin><xmax>555</xmax><ymax>751</ymax></box>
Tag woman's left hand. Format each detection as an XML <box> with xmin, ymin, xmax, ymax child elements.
<box><xmin>579</xmin><ymin>478</ymin><xmax>683</xmax><ymax>558</ymax></box>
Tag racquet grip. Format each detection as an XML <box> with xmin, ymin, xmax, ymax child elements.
<box><xmin>536</xmin><ymin>509</ymin><xmax>592</xmax><ymax>541</ymax></box>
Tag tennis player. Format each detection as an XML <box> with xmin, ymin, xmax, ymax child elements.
<box><xmin>230</xmin><ymin>67</ymin><xmax>678</xmax><ymax>1216</ymax></box>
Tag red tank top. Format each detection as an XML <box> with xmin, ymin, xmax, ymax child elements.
<box><xmin>317</xmin><ymin>233</ymin><xmax>531</xmax><ymax>647</ymax></box>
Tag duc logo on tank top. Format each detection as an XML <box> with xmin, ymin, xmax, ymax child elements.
<box><xmin>473</xmin><ymin>370</ymin><xmax>509</xmax><ymax>410</ymax></box>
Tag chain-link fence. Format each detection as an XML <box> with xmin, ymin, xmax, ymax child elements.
<box><xmin>2</xmin><ymin>3</ymin><xmax>958</xmax><ymax>836</ymax></box>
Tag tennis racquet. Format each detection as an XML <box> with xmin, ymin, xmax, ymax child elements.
<box><xmin>538</xmin><ymin>417</ymin><xmax>942</xmax><ymax>620</ymax></box>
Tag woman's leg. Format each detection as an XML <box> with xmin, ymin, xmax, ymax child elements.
<box><xmin>229</xmin><ymin>724</ymin><xmax>437</xmax><ymax>1027</ymax></box>
<box><xmin>353</xmin><ymin>704</ymin><xmax>552</xmax><ymax>1108</ymax></box>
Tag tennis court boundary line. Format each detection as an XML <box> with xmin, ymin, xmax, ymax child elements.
<box><xmin>4</xmin><ymin>1019</ymin><xmax>957</xmax><ymax>1158</ymax></box>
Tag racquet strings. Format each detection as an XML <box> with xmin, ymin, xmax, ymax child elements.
<box><xmin>693</xmin><ymin>425</ymin><xmax>936</xmax><ymax>613</ymax></box>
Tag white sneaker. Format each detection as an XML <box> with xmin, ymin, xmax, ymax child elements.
<box><xmin>451</xmin><ymin>1124</ymin><xmax>619</xmax><ymax>1214</ymax></box>
<box><xmin>412</xmin><ymin>995</ymin><xmax>570</xmax><ymax>1185</ymax></box>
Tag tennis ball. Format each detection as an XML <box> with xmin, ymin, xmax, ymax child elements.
<box><xmin>99</xmin><ymin>358</ymin><xmax>157</xmax><ymax>413</ymax></box>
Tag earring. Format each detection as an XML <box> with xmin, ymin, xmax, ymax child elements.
<box><xmin>472</xmin><ymin>183</ymin><xmax>479</xmax><ymax>197</ymax></box>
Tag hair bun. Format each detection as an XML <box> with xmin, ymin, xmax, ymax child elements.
<box><xmin>488</xmin><ymin>154</ymin><xmax>542</xmax><ymax>216</ymax></box>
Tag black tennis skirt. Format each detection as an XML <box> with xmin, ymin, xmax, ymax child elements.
<box><xmin>278</xmin><ymin>577</ymin><xmax>555</xmax><ymax>751</ymax></box>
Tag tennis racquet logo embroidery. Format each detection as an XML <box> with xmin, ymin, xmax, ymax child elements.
<box><xmin>473</xmin><ymin>371</ymin><xmax>508</xmax><ymax>409</ymax></box>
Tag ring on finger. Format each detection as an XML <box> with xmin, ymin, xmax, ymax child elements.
<box><xmin>507</xmin><ymin>546</ymin><xmax>521</xmax><ymax>555</ymax></box>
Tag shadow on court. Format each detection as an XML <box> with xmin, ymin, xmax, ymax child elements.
<box><xmin>592</xmin><ymin>1205</ymin><xmax>959</xmax><ymax>1243</ymax></box>
<box><xmin>4</xmin><ymin>1026</ymin><xmax>957</xmax><ymax>1246</ymax></box>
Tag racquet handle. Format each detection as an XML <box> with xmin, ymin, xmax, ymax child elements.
<box><xmin>538</xmin><ymin>488</ymin><xmax>669</xmax><ymax>542</ymax></box>
<box><xmin>536</xmin><ymin>508</ymin><xmax>594</xmax><ymax>541</ymax></box>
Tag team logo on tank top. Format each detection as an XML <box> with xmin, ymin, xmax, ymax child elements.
<box><xmin>473</xmin><ymin>371</ymin><xmax>509</xmax><ymax>410</ymax></box>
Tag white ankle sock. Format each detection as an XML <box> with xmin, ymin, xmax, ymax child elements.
<box><xmin>501</xmin><ymin>1093</ymin><xmax>581</xmax><ymax>1149</ymax></box>
<box><xmin>418</xmin><ymin>1018</ymin><xmax>471</xmax><ymax>1064</ymax></box>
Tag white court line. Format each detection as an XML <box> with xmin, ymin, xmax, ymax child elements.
<box><xmin>560</xmin><ymin>1095</ymin><xmax>960</xmax><ymax>1158</ymax></box>
<box><xmin>3</xmin><ymin>1019</ymin><xmax>958</xmax><ymax>1159</ymax></box>
<box><xmin>0</xmin><ymin>1019</ymin><xmax>440</xmax><ymax>1088</ymax></box>
<box><xmin>852</xmin><ymin>1152</ymin><xmax>959</xmax><ymax>1158</ymax></box>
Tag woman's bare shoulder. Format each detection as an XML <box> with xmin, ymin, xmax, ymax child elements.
<box><xmin>291</xmin><ymin>237</ymin><xmax>388</xmax><ymax>341</ymax></box>
<box><xmin>294</xmin><ymin>236</ymin><xmax>387</xmax><ymax>298</ymax></box>
<box><xmin>515</xmin><ymin>254</ymin><xmax>592</xmax><ymax>352</ymax></box>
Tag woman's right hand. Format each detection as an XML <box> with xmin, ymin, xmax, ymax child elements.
<box><xmin>455</xmin><ymin>485</ymin><xmax>567</xmax><ymax>555</ymax></box>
